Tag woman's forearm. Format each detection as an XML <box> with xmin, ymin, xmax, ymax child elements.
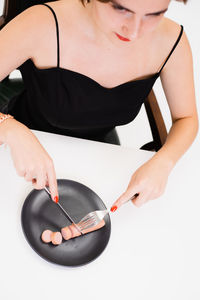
<box><xmin>149</xmin><ymin>115</ymin><xmax>199</xmax><ymax>169</ymax></box>
<box><xmin>0</xmin><ymin>117</ymin><xmax>27</xmax><ymax>145</ymax></box>
<box><xmin>111</xmin><ymin>116</ymin><xmax>199</xmax><ymax>209</ymax></box>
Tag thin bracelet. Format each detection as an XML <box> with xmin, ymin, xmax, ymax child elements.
<box><xmin>0</xmin><ymin>113</ymin><xmax>14</xmax><ymax>124</ymax></box>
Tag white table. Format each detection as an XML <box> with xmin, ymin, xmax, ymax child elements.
<box><xmin>1</xmin><ymin>130</ymin><xmax>199</xmax><ymax>300</ymax></box>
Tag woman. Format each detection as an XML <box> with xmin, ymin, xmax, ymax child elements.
<box><xmin>0</xmin><ymin>0</ymin><xmax>198</xmax><ymax>211</ymax></box>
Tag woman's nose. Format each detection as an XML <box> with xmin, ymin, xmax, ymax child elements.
<box><xmin>122</xmin><ymin>16</ymin><xmax>141</xmax><ymax>40</ymax></box>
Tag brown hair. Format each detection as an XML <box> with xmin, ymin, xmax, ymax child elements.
<box><xmin>81</xmin><ymin>0</ymin><xmax>188</xmax><ymax>6</ymax></box>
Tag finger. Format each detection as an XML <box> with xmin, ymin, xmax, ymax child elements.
<box><xmin>16</xmin><ymin>167</ymin><xmax>26</xmax><ymax>178</ymax></box>
<box><xmin>33</xmin><ymin>173</ymin><xmax>50</xmax><ymax>190</ymax></box>
<box><xmin>32</xmin><ymin>178</ymin><xmax>36</xmax><ymax>184</ymax></box>
<box><xmin>25</xmin><ymin>172</ymin><xmax>41</xmax><ymax>183</ymax></box>
<box><xmin>46</xmin><ymin>163</ymin><xmax>58</xmax><ymax>203</ymax></box>
<box><xmin>110</xmin><ymin>190</ymin><xmax>139</xmax><ymax>212</ymax></box>
<box><xmin>131</xmin><ymin>192</ymin><xmax>149</xmax><ymax>207</ymax></box>
<box><xmin>24</xmin><ymin>172</ymin><xmax>33</xmax><ymax>182</ymax></box>
<box><xmin>32</xmin><ymin>172</ymin><xmax>47</xmax><ymax>190</ymax></box>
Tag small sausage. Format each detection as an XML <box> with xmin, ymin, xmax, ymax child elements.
<box><xmin>61</xmin><ymin>226</ymin><xmax>72</xmax><ymax>240</ymax></box>
<box><xmin>82</xmin><ymin>219</ymin><xmax>105</xmax><ymax>235</ymax></box>
<box><xmin>41</xmin><ymin>229</ymin><xmax>53</xmax><ymax>243</ymax></box>
<box><xmin>51</xmin><ymin>232</ymin><xmax>62</xmax><ymax>245</ymax></box>
<box><xmin>69</xmin><ymin>223</ymin><xmax>81</xmax><ymax>238</ymax></box>
<box><xmin>61</xmin><ymin>219</ymin><xmax>105</xmax><ymax>241</ymax></box>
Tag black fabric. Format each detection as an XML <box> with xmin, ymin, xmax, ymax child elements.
<box><xmin>6</xmin><ymin>3</ymin><xmax>184</xmax><ymax>144</ymax></box>
<box><xmin>0</xmin><ymin>102</ymin><xmax>9</xmax><ymax>114</ymax></box>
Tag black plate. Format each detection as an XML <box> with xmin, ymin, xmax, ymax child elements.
<box><xmin>21</xmin><ymin>179</ymin><xmax>111</xmax><ymax>267</ymax></box>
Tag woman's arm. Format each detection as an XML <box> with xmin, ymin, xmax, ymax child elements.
<box><xmin>0</xmin><ymin>6</ymin><xmax>59</xmax><ymax>201</ymax></box>
<box><xmin>0</xmin><ymin>5</ymin><xmax>48</xmax><ymax>82</ymax></box>
<box><xmin>153</xmin><ymin>29</ymin><xmax>198</xmax><ymax>166</ymax></box>
<box><xmin>110</xmin><ymin>28</ymin><xmax>198</xmax><ymax>211</ymax></box>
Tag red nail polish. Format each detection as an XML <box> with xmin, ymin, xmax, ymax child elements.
<box><xmin>110</xmin><ymin>205</ymin><xmax>117</xmax><ymax>212</ymax></box>
<box><xmin>54</xmin><ymin>196</ymin><xmax>59</xmax><ymax>203</ymax></box>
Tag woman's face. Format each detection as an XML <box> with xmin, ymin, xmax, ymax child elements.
<box><xmin>88</xmin><ymin>0</ymin><xmax>171</xmax><ymax>43</ymax></box>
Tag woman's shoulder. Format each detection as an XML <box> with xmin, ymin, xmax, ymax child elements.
<box><xmin>160</xmin><ymin>17</ymin><xmax>189</xmax><ymax>56</ymax></box>
<box><xmin>157</xmin><ymin>17</ymin><xmax>192</xmax><ymax>78</ymax></box>
<box><xmin>7</xmin><ymin>1</ymin><xmax>71</xmax><ymax>53</ymax></box>
<box><xmin>26</xmin><ymin>1</ymin><xmax>80</xmax><ymax>37</ymax></box>
<box><xmin>11</xmin><ymin>1</ymin><xmax>73</xmax><ymax>34</ymax></box>
<box><xmin>18</xmin><ymin>2</ymin><xmax>60</xmax><ymax>31</ymax></box>
<box><xmin>158</xmin><ymin>17</ymin><xmax>183</xmax><ymax>48</ymax></box>
<box><xmin>3</xmin><ymin>2</ymin><xmax>60</xmax><ymax>42</ymax></box>
<box><xmin>153</xmin><ymin>17</ymin><xmax>186</xmax><ymax>69</ymax></box>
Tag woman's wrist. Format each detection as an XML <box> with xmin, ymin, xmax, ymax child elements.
<box><xmin>0</xmin><ymin>113</ymin><xmax>14</xmax><ymax>124</ymax></box>
<box><xmin>0</xmin><ymin>116</ymin><xmax>19</xmax><ymax>145</ymax></box>
<box><xmin>148</xmin><ymin>152</ymin><xmax>174</xmax><ymax>173</ymax></box>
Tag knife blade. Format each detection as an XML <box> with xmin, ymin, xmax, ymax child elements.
<box><xmin>44</xmin><ymin>187</ymin><xmax>83</xmax><ymax>235</ymax></box>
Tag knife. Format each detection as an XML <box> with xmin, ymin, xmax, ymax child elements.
<box><xmin>44</xmin><ymin>187</ymin><xmax>83</xmax><ymax>235</ymax></box>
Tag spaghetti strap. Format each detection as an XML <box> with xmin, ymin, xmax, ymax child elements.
<box><xmin>41</xmin><ymin>3</ymin><xmax>60</xmax><ymax>68</ymax></box>
<box><xmin>158</xmin><ymin>25</ymin><xmax>184</xmax><ymax>74</ymax></box>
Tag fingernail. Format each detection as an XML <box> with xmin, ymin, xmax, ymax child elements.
<box><xmin>54</xmin><ymin>196</ymin><xmax>59</xmax><ymax>203</ymax></box>
<box><xmin>110</xmin><ymin>205</ymin><xmax>118</xmax><ymax>212</ymax></box>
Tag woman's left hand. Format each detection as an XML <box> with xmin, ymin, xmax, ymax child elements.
<box><xmin>110</xmin><ymin>157</ymin><xmax>173</xmax><ymax>211</ymax></box>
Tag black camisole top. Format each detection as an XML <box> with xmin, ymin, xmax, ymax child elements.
<box><xmin>7</xmin><ymin>3</ymin><xmax>184</xmax><ymax>141</ymax></box>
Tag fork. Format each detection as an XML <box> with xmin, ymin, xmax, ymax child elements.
<box><xmin>44</xmin><ymin>184</ymin><xmax>108</xmax><ymax>233</ymax></box>
<box><xmin>76</xmin><ymin>193</ymin><xmax>139</xmax><ymax>231</ymax></box>
<box><xmin>44</xmin><ymin>187</ymin><xmax>108</xmax><ymax>234</ymax></box>
<box><xmin>76</xmin><ymin>209</ymin><xmax>109</xmax><ymax>231</ymax></box>
<box><xmin>44</xmin><ymin>185</ymin><xmax>138</xmax><ymax>233</ymax></box>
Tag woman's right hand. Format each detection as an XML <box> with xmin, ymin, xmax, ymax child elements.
<box><xmin>0</xmin><ymin>118</ymin><xmax>58</xmax><ymax>202</ymax></box>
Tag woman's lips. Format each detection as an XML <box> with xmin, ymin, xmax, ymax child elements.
<box><xmin>115</xmin><ymin>33</ymin><xmax>131</xmax><ymax>42</ymax></box>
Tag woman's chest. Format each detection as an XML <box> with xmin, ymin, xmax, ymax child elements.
<box><xmin>62</xmin><ymin>40</ymin><xmax>159</xmax><ymax>86</ymax></box>
<box><xmin>32</xmin><ymin>12</ymin><xmax>168</xmax><ymax>88</ymax></box>
<box><xmin>33</xmin><ymin>41</ymin><xmax>160</xmax><ymax>89</ymax></box>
